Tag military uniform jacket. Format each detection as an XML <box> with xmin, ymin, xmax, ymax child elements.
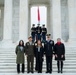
<box><xmin>31</xmin><ymin>27</ymin><xmax>36</xmax><ymax>35</ymax></box>
<box><xmin>44</xmin><ymin>40</ymin><xmax>54</xmax><ymax>56</ymax></box>
<box><xmin>54</xmin><ymin>43</ymin><xmax>65</xmax><ymax>61</ymax></box>
<box><xmin>36</xmin><ymin>26</ymin><xmax>42</xmax><ymax>34</ymax></box>
<box><xmin>25</xmin><ymin>42</ymin><xmax>35</xmax><ymax>56</ymax></box>
<box><xmin>15</xmin><ymin>45</ymin><xmax>25</xmax><ymax>64</ymax></box>
<box><xmin>42</xmin><ymin>28</ymin><xmax>47</xmax><ymax>35</ymax></box>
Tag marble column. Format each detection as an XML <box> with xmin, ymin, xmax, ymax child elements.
<box><xmin>0</xmin><ymin>0</ymin><xmax>13</xmax><ymax>48</ymax></box>
<box><xmin>19</xmin><ymin>0</ymin><xmax>28</xmax><ymax>42</ymax></box>
<box><xmin>28</xmin><ymin>6</ymin><xmax>31</xmax><ymax>36</ymax></box>
<box><xmin>68</xmin><ymin>0</ymin><xmax>76</xmax><ymax>43</ymax></box>
<box><xmin>47</xmin><ymin>5</ymin><xmax>53</xmax><ymax>38</ymax></box>
<box><xmin>3</xmin><ymin>0</ymin><xmax>12</xmax><ymax>41</ymax></box>
<box><xmin>51</xmin><ymin>0</ymin><xmax>61</xmax><ymax>41</ymax></box>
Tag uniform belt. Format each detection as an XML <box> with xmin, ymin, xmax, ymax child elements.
<box><xmin>42</xmin><ymin>31</ymin><xmax>46</xmax><ymax>32</ymax></box>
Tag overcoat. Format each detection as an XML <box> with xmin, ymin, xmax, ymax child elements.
<box><xmin>54</xmin><ymin>43</ymin><xmax>65</xmax><ymax>61</ymax></box>
<box><xmin>15</xmin><ymin>45</ymin><xmax>25</xmax><ymax>64</ymax></box>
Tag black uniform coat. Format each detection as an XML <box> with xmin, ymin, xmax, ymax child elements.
<box><xmin>54</xmin><ymin>43</ymin><xmax>65</xmax><ymax>61</ymax></box>
<box><xmin>34</xmin><ymin>46</ymin><xmax>44</xmax><ymax>62</ymax></box>
<box><xmin>36</xmin><ymin>26</ymin><xmax>42</xmax><ymax>34</ymax></box>
<box><xmin>31</xmin><ymin>27</ymin><xmax>36</xmax><ymax>35</ymax></box>
<box><xmin>42</xmin><ymin>28</ymin><xmax>47</xmax><ymax>35</ymax></box>
<box><xmin>44</xmin><ymin>40</ymin><xmax>54</xmax><ymax>56</ymax></box>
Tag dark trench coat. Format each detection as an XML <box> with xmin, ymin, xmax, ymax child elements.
<box><xmin>54</xmin><ymin>43</ymin><xmax>65</xmax><ymax>61</ymax></box>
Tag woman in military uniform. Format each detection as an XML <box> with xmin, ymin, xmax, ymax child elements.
<box><xmin>25</xmin><ymin>36</ymin><xmax>35</xmax><ymax>73</ymax></box>
<box><xmin>15</xmin><ymin>40</ymin><xmax>25</xmax><ymax>73</ymax></box>
<box><xmin>34</xmin><ymin>40</ymin><xmax>44</xmax><ymax>73</ymax></box>
<box><xmin>54</xmin><ymin>38</ymin><xmax>65</xmax><ymax>73</ymax></box>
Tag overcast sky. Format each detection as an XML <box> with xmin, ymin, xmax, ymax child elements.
<box><xmin>31</xmin><ymin>6</ymin><xmax>47</xmax><ymax>27</ymax></box>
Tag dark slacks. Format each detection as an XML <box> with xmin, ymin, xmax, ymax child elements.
<box><xmin>17</xmin><ymin>64</ymin><xmax>24</xmax><ymax>73</ymax></box>
<box><xmin>46</xmin><ymin>56</ymin><xmax>52</xmax><ymax>72</ymax></box>
<box><xmin>57</xmin><ymin>61</ymin><xmax>63</xmax><ymax>72</ymax></box>
<box><xmin>42</xmin><ymin>34</ymin><xmax>46</xmax><ymax>42</ymax></box>
<box><xmin>36</xmin><ymin>52</ymin><xmax>43</xmax><ymax>73</ymax></box>
<box><xmin>37</xmin><ymin>34</ymin><xmax>41</xmax><ymax>40</ymax></box>
<box><xmin>32</xmin><ymin>34</ymin><xmax>35</xmax><ymax>43</ymax></box>
<box><xmin>27</xmin><ymin>55</ymin><xmax>34</xmax><ymax>72</ymax></box>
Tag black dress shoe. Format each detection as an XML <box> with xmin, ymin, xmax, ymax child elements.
<box><xmin>17</xmin><ymin>71</ymin><xmax>20</xmax><ymax>74</ymax></box>
<box><xmin>18</xmin><ymin>72</ymin><xmax>20</xmax><ymax>74</ymax></box>
<box><xmin>31</xmin><ymin>71</ymin><xmax>34</xmax><ymax>73</ymax></box>
<box><xmin>61</xmin><ymin>71</ymin><xmax>63</xmax><ymax>73</ymax></box>
<box><xmin>27</xmin><ymin>71</ymin><xmax>30</xmax><ymax>73</ymax></box>
<box><xmin>49</xmin><ymin>71</ymin><xmax>52</xmax><ymax>73</ymax></box>
<box><xmin>40</xmin><ymin>71</ymin><xmax>42</xmax><ymax>73</ymax></box>
<box><xmin>58</xmin><ymin>71</ymin><xmax>60</xmax><ymax>73</ymax></box>
<box><xmin>46</xmin><ymin>71</ymin><xmax>49</xmax><ymax>73</ymax></box>
<box><xmin>38</xmin><ymin>72</ymin><xmax>40</xmax><ymax>73</ymax></box>
<box><xmin>22</xmin><ymin>71</ymin><xmax>24</xmax><ymax>73</ymax></box>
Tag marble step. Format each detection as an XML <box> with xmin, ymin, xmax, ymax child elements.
<box><xmin>0</xmin><ymin>47</ymin><xmax>76</xmax><ymax>74</ymax></box>
<box><xmin>0</xmin><ymin>65</ymin><xmax>76</xmax><ymax>69</ymax></box>
<box><xmin>0</xmin><ymin>54</ymin><xmax>76</xmax><ymax>56</ymax></box>
<box><xmin>0</xmin><ymin>60</ymin><xmax>76</xmax><ymax>63</ymax></box>
<box><xmin>0</xmin><ymin>69</ymin><xmax>76</xmax><ymax>73</ymax></box>
<box><xmin>1</xmin><ymin>62</ymin><xmax>76</xmax><ymax>65</ymax></box>
<box><xmin>0</xmin><ymin>57</ymin><xmax>75</xmax><ymax>60</ymax></box>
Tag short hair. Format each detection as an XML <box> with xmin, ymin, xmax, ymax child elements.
<box><xmin>57</xmin><ymin>38</ymin><xmax>61</xmax><ymax>40</ymax></box>
<box><xmin>28</xmin><ymin>36</ymin><xmax>32</xmax><ymax>39</ymax></box>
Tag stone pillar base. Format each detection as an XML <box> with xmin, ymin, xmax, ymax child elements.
<box><xmin>0</xmin><ymin>40</ymin><xmax>15</xmax><ymax>48</ymax></box>
<box><xmin>66</xmin><ymin>38</ymin><xmax>76</xmax><ymax>47</ymax></box>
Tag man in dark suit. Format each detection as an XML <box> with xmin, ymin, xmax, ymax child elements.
<box><xmin>31</xmin><ymin>24</ymin><xmax>36</xmax><ymax>43</ymax></box>
<box><xmin>44</xmin><ymin>34</ymin><xmax>54</xmax><ymax>73</ymax></box>
<box><xmin>36</xmin><ymin>24</ymin><xmax>42</xmax><ymax>41</ymax></box>
<box><xmin>41</xmin><ymin>24</ymin><xmax>47</xmax><ymax>42</ymax></box>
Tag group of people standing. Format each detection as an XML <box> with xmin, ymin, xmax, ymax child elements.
<box><xmin>31</xmin><ymin>24</ymin><xmax>47</xmax><ymax>43</ymax></box>
<box><xmin>15</xmin><ymin>32</ymin><xmax>65</xmax><ymax>74</ymax></box>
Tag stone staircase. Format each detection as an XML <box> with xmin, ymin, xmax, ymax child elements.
<box><xmin>0</xmin><ymin>46</ymin><xmax>76</xmax><ymax>74</ymax></box>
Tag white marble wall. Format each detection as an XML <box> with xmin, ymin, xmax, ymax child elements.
<box><xmin>0</xmin><ymin>6</ymin><xmax>4</xmax><ymax>41</ymax></box>
<box><xmin>68</xmin><ymin>0</ymin><xmax>76</xmax><ymax>42</ymax></box>
<box><xmin>61</xmin><ymin>0</ymin><xmax>69</xmax><ymax>42</ymax></box>
<box><xmin>12</xmin><ymin>0</ymin><xmax>19</xmax><ymax>42</ymax></box>
<box><xmin>0</xmin><ymin>0</ymin><xmax>76</xmax><ymax>44</ymax></box>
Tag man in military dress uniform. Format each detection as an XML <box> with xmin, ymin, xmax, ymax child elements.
<box><xmin>36</xmin><ymin>24</ymin><xmax>42</xmax><ymax>41</ymax></box>
<box><xmin>41</xmin><ymin>24</ymin><xmax>47</xmax><ymax>42</ymax></box>
<box><xmin>44</xmin><ymin>34</ymin><xmax>54</xmax><ymax>73</ymax></box>
<box><xmin>31</xmin><ymin>24</ymin><xmax>36</xmax><ymax>43</ymax></box>
<box><xmin>25</xmin><ymin>36</ymin><xmax>35</xmax><ymax>73</ymax></box>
